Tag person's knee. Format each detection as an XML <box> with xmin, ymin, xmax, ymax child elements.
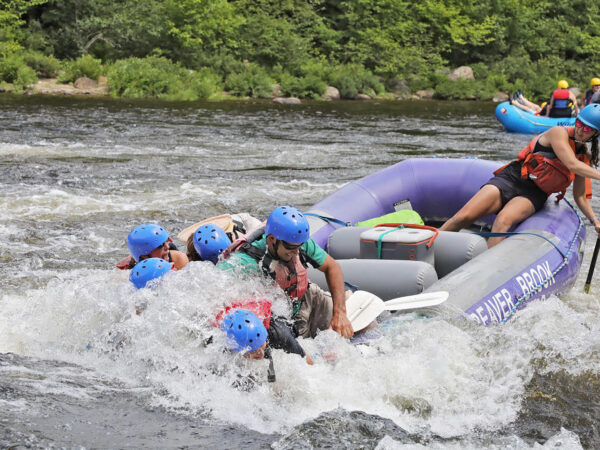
<box><xmin>492</xmin><ymin>211</ymin><xmax>517</xmax><ymax>232</ymax></box>
<box><xmin>448</xmin><ymin>209</ymin><xmax>478</xmax><ymax>229</ymax></box>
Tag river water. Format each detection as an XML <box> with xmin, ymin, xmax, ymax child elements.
<box><xmin>1</xmin><ymin>96</ymin><xmax>598</xmax><ymax>449</ymax></box>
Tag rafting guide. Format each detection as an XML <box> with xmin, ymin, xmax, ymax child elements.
<box><xmin>442</xmin><ymin>104</ymin><xmax>600</xmax><ymax>245</ymax></box>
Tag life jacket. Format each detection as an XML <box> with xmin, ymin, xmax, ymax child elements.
<box><xmin>585</xmin><ymin>89</ymin><xmax>594</xmax><ymax>107</ymax></box>
<box><xmin>549</xmin><ymin>89</ymin><xmax>573</xmax><ymax>118</ymax></box>
<box><xmin>213</xmin><ymin>298</ymin><xmax>272</xmax><ymax>329</ymax></box>
<box><xmin>222</xmin><ymin>235</ymin><xmax>309</xmax><ymax>302</ymax></box>
<box><xmin>499</xmin><ymin>127</ymin><xmax>592</xmax><ymax>200</ymax></box>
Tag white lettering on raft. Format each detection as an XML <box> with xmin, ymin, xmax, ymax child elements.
<box><xmin>470</xmin><ymin>260</ymin><xmax>555</xmax><ymax>324</ymax></box>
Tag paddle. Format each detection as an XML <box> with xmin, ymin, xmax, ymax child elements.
<box><xmin>584</xmin><ymin>237</ymin><xmax>600</xmax><ymax>294</ymax></box>
<box><xmin>346</xmin><ymin>290</ymin><xmax>450</xmax><ymax>332</ymax></box>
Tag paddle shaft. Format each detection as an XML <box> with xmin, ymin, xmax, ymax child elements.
<box><xmin>584</xmin><ymin>237</ymin><xmax>600</xmax><ymax>294</ymax></box>
<box><xmin>265</xmin><ymin>348</ymin><xmax>276</xmax><ymax>382</ymax></box>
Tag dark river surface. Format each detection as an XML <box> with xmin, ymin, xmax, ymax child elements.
<box><xmin>1</xmin><ymin>95</ymin><xmax>599</xmax><ymax>449</ymax></box>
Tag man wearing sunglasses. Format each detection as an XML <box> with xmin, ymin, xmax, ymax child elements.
<box><xmin>218</xmin><ymin>205</ymin><xmax>353</xmax><ymax>339</ymax></box>
<box><xmin>442</xmin><ymin>104</ymin><xmax>600</xmax><ymax>245</ymax></box>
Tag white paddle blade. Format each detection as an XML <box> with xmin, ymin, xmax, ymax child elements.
<box><xmin>345</xmin><ymin>290</ymin><xmax>385</xmax><ymax>332</ymax></box>
<box><xmin>382</xmin><ymin>291</ymin><xmax>449</xmax><ymax>311</ymax></box>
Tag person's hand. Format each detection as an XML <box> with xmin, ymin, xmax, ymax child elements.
<box><xmin>594</xmin><ymin>218</ymin><xmax>600</xmax><ymax>235</ymax></box>
<box><xmin>116</xmin><ymin>255</ymin><xmax>134</xmax><ymax>270</ymax></box>
<box><xmin>329</xmin><ymin>310</ymin><xmax>354</xmax><ymax>338</ymax></box>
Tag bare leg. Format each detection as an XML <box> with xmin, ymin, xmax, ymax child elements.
<box><xmin>516</xmin><ymin>96</ymin><xmax>541</xmax><ymax>112</ymax></box>
<box><xmin>440</xmin><ymin>185</ymin><xmax>503</xmax><ymax>232</ymax></box>
<box><xmin>487</xmin><ymin>196</ymin><xmax>536</xmax><ymax>247</ymax></box>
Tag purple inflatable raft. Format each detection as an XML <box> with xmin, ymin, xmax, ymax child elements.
<box><xmin>305</xmin><ymin>158</ymin><xmax>586</xmax><ymax>325</ymax></box>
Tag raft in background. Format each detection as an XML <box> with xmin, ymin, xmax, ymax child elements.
<box><xmin>306</xmin><ymin>158</ymin><xmax>586</xmax><ymax>325</ymax></box>
<box><xmin>495</xmin><ymin>101</ymin><xmax>575</xmax><ymax>134</ymax></box>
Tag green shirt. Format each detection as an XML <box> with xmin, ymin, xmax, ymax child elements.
<box><xmin>217</xmin><ymin>234</ymin><xmax>327</xmax><ymax>274</ymax></box>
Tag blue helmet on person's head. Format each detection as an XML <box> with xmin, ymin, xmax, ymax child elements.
<box><xmin>129</xmin><ymin>257</ymin><xmax>171</xmax><ymax>289</ymax></box>
<box><xmin>265</xmin><ymin>206</ymin><xmax>310</xmax><ymax>244</ymax></box>
<box><xmin>193</xmin><ymin>224</ymin><xmax>231</xmax><ymax>264</ymax></box>
<box><xmin>220</xmin><ymin>309</ymin><xmax>267</xmax><ymax>354</ymax></box>
<box><xmin>127</xmin><ymin>223</ymin><xmax>169</xmax><ymax>262</ymax></box>
<box><xmin>577</xmin><ymin>104</ymin><xmax>600</xmax><ymax>132</ymax></box>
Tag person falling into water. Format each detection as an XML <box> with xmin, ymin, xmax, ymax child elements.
<box><xmin>117</xmin><ymin>223</ymin><xmax>188</xmax><ymax>270</ymax></box>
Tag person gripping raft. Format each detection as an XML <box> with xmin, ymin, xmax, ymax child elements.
<box><xmin>218</xmin><ymin>205</ymin><xmax>353</xmax><ymax>339</ymax></box>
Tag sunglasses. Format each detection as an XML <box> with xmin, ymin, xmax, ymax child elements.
<box><xmin>280</xmin><ymin>240</ymin><xmax>302</xmax><ymax>250</ymax></box>
<box><xmin>575</xmin><ymin>119</ymin><xmax>597</xmax><ymax>133</ymax></box>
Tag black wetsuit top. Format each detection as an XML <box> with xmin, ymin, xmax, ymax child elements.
<box><xmin>268</xmin><ymin>317</ymin><xmax>305</xmax><ymax>357</ymax></box>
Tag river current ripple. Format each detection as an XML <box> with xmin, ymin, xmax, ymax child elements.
<box><xmin>0</xmin><ymin>96</ymin><xmax>598</xmax><ymax>448</ymax></box>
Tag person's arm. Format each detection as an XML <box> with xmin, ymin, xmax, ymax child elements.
<box><xmin>543</xmin><ymin>128</ymin><xmax>600</xmax><ymax>180</ymax></box>
<box><xmin>116</xmin><ymin>255</ymin><xmax>134</xmax><ymax>270</ymax></box>
<box><xmin>170</xmin><ymin>250</ymin><xmax>189</xmax><ymax>270</ymax></box>
<box><xmin>268</xmin><ymin>317</ymin><xmax>313</xmax><ymax>364</ymax></box>
<box><xmin>573</xmin><ymin>176</ymin><xmax>600</xmax><ymax>235</ymax></box>
<box><xmin>544</xmin><ymin>96</ymin><xmax>554</xmax><ymax>116</ymax></box>
<box><xmin>318</xmin><ymin>254</ymin><xmax>353</xmax><ymax>338</ymax></box>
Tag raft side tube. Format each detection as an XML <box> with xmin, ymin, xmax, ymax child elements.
<box><xmin>308</xmin><ymin>259</ymin><xmax>438</xmax><ymax>300</ymax></box>
<box><xmin>327</xmin><ymin>227</ymin><xmax>487</xmax><ymax>279</ymax></box>
<box><xmin>427</xmin><ymin>231</ymin><xmax>568</xmax><ymax>313</ymax></box>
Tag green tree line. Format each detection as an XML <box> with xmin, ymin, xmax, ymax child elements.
<box><xmin>2</xmin><ymin>0</ymin><xmax>600</xmax><ymax>100</ymax></box>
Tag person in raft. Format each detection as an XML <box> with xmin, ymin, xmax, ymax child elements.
<box><xmin>545</xmin><ymin>80</ymin><xmax>579</xmax><ymax>118</ymax></box>
<box><xmin>509</xmin><ymin>90</ymin><xmax>546</xmax><ymax>115</ymax></box>
<box><xmin>441</xmin><ymin>103</ymin><xmax>600</xmax><ymax>247</ymax></box>
<box><xmin>581</xmin><ymin>78</ymin><xmax>600</xmax><ymax>107</ymax></box>
<box><xmin>117</xmin><ymin>223</ymin><xmax>189</xmax><ymax>270</ymax></box>
<box><xmin>183</xmin><ymin>213</ymin><xmax>264</xmax><ymax>264</ymax></box>
<box><xmin>217</xmin><ymin>205</ymin><xmax>354</xmax><ymax>339</ymax></box>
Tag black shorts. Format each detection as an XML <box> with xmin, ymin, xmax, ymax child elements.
<box><xmin>484</xmin><ymin>161</ymin><xmax>548</xmax><ymax>212</ymax></box>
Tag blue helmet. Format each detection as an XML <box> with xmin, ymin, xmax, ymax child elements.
<box><xmin>193</xmin><ymin>224</ymin><xmax>231</xmax><ymax>264</ymax></box>
<box><xmin>129</xmin><ymin>257</ymin><xmax>171</xmax><ymax>289</ymax></box>
<box><xmin>220</xmin><ymin>309</ymin><xmax>267</xmax><ymax>354</ymax></box>
<box><xmin>265</xmin><ymin>206</ymin><xmax>310</xmax><ymax>244</ymax></box>
<box><xmin>127</xmin><ymin>224</ymin><xmax>169</xmax><ymax>262</ymax></box>
<box><xmin>578</xmin><ymin>104</ymin><xmax>600</xmax><ymax>132</ymax></box>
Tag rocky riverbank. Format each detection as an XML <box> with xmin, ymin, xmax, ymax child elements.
<box><xmin>1</xmin><ymin>65</ymin><xmax>516</xmax><ymax>103</ymax></box>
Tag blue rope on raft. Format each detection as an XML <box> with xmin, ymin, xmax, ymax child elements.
<box><xmin>304</xmin><ymin>212</ymin><xmax>351</xmax><ymax>227</ymax></box>
<box><xmin>486</xmin><ymin>199</ymin><xmax>585</xmax><ymax>323</ymax></box>
<box><xmin>474</xmin><ymin>231</ymin><xmax>567</xmax><ymax>259</ymax></box>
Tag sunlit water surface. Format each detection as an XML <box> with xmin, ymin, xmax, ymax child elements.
<box><xmin>1</xmin><ymin>96</ymin><xmax>599</xmax><ymax>448</ymax></box>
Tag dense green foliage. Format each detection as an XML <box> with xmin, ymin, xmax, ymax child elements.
<box><xmin>1</xmin><ymin>0</ymin><xmax>600</xmax><ymax>99</ymax></box>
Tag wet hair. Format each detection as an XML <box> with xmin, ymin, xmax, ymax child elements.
<box><xmin>591</xmin><ymin>136</ymin><xmax>599</xmax><ymax>166</ymax></box>
<box><xmin>186</xmin><ymin>234</ymin><xmax>201</xmax><ymax>261</ymax></box>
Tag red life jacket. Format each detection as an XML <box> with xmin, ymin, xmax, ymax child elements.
<box><xmin>213</xmin><ymin>298</ymin><xmax>272</xmax><ymax>329</ymax></box>
<box><xmin>512</xmin><ymin>127</ymin><xmax>592</xmax><ymax>200</ymax></box>
<box><xmin>223</xmin><ymin>235</ymin><xmax>309</xmax><ymax>301</ymax></box>
<box><xmin>553</xmin><ymin>89</ymin><xmax>570</xmax><ymax>100</ymax></box>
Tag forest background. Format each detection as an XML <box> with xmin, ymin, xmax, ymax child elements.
<box><xmin>2</xmin><ymin>0</ymin><xmax>600</xmax><ymax>101</ymax></box>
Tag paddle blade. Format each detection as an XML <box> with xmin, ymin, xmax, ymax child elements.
<box><xmin>382</xmin><ymin>291</ymin><xmax>449</xmax><ymax>311</ymax></box>
<box><xmin>345</xmin><ymin>290</ymin><xmax>385</xmax><ymax>332</ymax></box>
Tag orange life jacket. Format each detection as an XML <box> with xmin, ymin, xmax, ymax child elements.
<box><xmin>511</xmin><ymin>127</ymin><xmax>592</xmax><ymax>200</ymax></box>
